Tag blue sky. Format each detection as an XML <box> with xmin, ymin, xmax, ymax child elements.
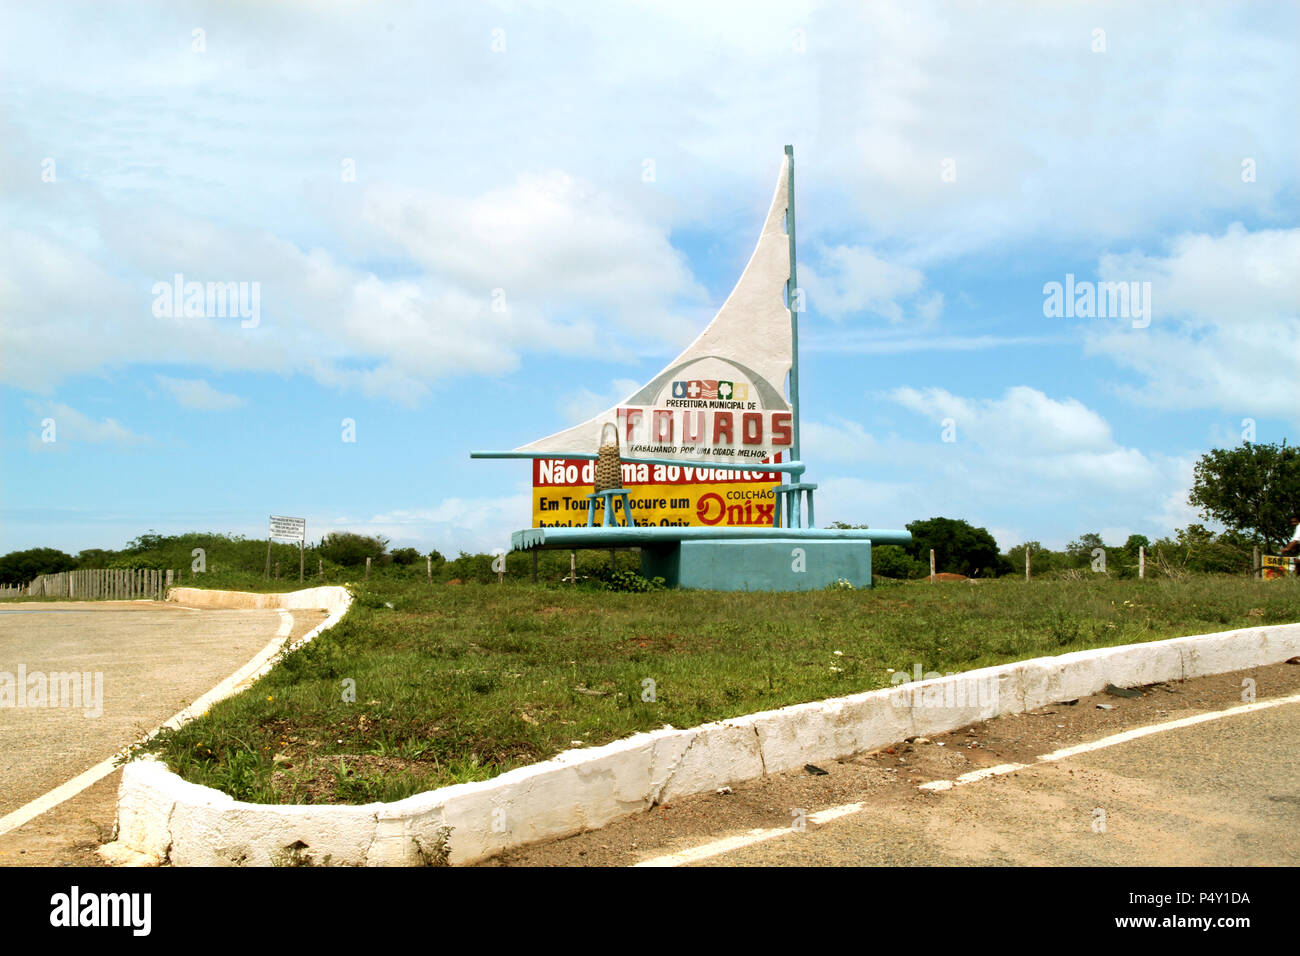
<box><xmin>2</xmin><ymin>0</ymin><xmax>1297</xmax><ymax>558</ymax></box>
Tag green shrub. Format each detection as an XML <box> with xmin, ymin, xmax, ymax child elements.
<box><xmin>872</xmin><ymin>544</ymin><xmax>928</xmax><ymax>579</ymax></box>
<box><xmin>597</xmin><ymin>569</ymin><xmax>666</xmax><ymax>592</ymax></box>
<box><xmin>0</xmin><ymin>547</ymin><xmax>77</xmax><ymax>585</ymax></box>
<box><xmin>319</xmin><ymin>532</ymin><xmax>389</xmax><ymax>567</ymax></box>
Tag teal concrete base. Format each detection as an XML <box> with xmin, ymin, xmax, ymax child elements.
<box><xmin>641</xmin><ymin>538</ymin><xmax>871</xmax><ymax>592</ymax></box>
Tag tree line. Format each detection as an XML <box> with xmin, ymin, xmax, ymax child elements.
<box><xmin>2</xmin><ymin>441</ymin><xmax>1294</xmax><ymax>586</ymax></box>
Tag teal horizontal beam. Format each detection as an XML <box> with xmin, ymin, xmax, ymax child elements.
<box><xmin>511</xmin><ymin>526</ymin><xmax>911</xmax><ymax>551</ymax></box>
<box><xmin>472</xmin><ymin>450</ymin><xmax>598</xmax><ymax>461</ymax></box>
<box><xmin>471</xmin><ymin>450</ymin><xmax>806</xmax><ymax>476</ymax></box>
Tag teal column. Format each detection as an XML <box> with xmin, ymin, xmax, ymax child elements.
<box><xmin>785</xmin><ymin>144</ymin><xmax>801</xmax><ymax>465</ymax></box>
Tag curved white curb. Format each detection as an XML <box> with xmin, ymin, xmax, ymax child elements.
<box><xmin>96</xmin><ymin>585</ymin><xmax>352</xmax><ymax>865</ymax></box>
<box><xmin>158</xmin><ymin>586</ymin><xmax>353</xmax><ymax>719</ymax></box>
<box><xmin>102</xmin><ymin>621</ymin><xmax>1300</xmax><ymax>867</ymax></box>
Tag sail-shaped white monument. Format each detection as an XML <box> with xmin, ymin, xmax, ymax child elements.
<box><xmin>471</xmin><ymin>147</ymin><xmax>911</xmax><ymax>590</ymax></box>
<box><xmin>516</xmin><ymin>150</ymin><xmax>797</xmax><ymax>467</ymax></box>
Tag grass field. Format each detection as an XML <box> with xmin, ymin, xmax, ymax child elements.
<box><xmin>139</xmin><ymin>573</ymin><xmax>1300</xmax><ymax>804</ymax></box>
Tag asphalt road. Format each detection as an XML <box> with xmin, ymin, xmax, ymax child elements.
<box><xmin>488</xmin><ymin>661</ymin><xmax>1300</xmax><ymax>866</ymax></box>
<box><xmin>0</xmin><ymin>600</ymin><xmax>324</xmax><ymax>865</ymax></box>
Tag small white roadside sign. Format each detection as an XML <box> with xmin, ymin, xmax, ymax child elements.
<box><xmin>266</xmin><ymin>515</ymin><xmax>307</xmax><ymax>581</ymax></box>
<box><xmin>269</xmin><ymin>516</ymin><xmax>306</xmax><ymax>542</ymax></box>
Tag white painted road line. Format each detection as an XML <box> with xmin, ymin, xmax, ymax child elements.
<box><xmin>634</xmin><ymin>802</ymin><xmax>874</xmax><ymax>867</ymax></box>
<box><xmin>919</xmin><ymin>763</ymin><xmax>1027</xmax><ymax>792</ymax></box>
<box><xmin>807</xmin><ymin>802</ymin><xmax>866</xmax><ymax>824</ymax></box>
<box><xmin>919</xmin><ymin>691</ymin><xmax>1300</xmax><ymax>791</ymax></box>
<box><xmin>633</xmin><ymin>692</ymin><xmax>1300</xmax><ymax>867</ymax></box>
<box><xmin>633</xmin><ymin>827</ymin><xmax>793</xmax><ymax>867</ymax></box>
<box><xmin>0</xmin><ymin>611</ymin><xmax>295</xmax><ymax>839</ymax></box>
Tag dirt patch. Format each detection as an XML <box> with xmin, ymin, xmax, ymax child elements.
<box><xmin>0</xmin><ymin>771</ymin><xmax>117</xmax><ymax>867</ymax></box>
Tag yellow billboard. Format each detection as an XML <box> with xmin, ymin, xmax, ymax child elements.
<box><xmin>532</xmin><ymin>458</ymin><xmax>781</xmax><ymax>528</ymax></box>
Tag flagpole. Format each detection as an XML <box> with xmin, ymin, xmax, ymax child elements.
<box><xmin>785</xmin><ymin>144</ymin><xmax>800</xmax><ymax>464</ymax></box>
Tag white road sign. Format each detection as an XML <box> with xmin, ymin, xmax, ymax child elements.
<box><xmin>269</xmin><ymin>515</ymin><xmax>306</xmax><ymax>541</ymax></box>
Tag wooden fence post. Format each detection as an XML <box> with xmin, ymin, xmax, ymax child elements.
<box><xmin>929</xmin><ymin>548</ymin><xmax>936</xmax><ymax>583</ymax></box>
<box><xmin>1253</xmin><ymin>546</ymin><xmax>1260</xmax><ymax>579</ymax></box>
<box><xmin>427</xmin><ymin>555</ymin><xmax>432</xmax><ymax>583</ymax></box>
<box><xmin>365</xmin><ymin>556</ymin><xmax>371</xmax><ymax>581</ymax></box>
<box><xmin>1139</xmin><ymin>546</ymin><xmax>1145</xmax><ymax>580</ymax></box>
<box><xmin>1025</xmin><ymin>546</ymin><xmax>1031</xmax><ymax>583</ymax></box>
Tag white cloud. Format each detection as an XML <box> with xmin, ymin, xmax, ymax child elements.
<box><xmin>801</xmin><ymin>245</ymin><xmax>930</xmax><ymax>322</ymax></box>
<box><xmin>349</xmin><ymin>492</ymin><xmax>533</xmax><ymax>556</ymax></box>
<box><xmin>24</xmin><ymin>402</ymin><xmax>146</xmax><ymax>447</ymax></box>
<box><xmin>2</xmin><ymin>2</ymin><xmax>1294</xmax><ymax>404</ymax></box>
<box><xmin>0</xmin><ymin>170</ymin><xmax>708</xmax><ymax>404</ymax></box>
<box><xmin>809</xmin><ymin>387</ymin><xmax>1195</xmax><ymax>548</ymax></box>
<box><xmin>887</xmin><ymin>385</ymin><xmax>1122</xmax><ymax>460</ymax></box>
<box><xmin>155</xmin><ymin>376</ymin><xmax>245</xmax><ymax>410</ymax></box>
<box><xmin>1084</xmin><ymin>225</ymin><xmax>1300</xmax><ymax>421</ymax></box>
<box><xmin>361</xmin><ymin>173</ymin><xmax>706</xmax><ymax>335</ymax></box>
<box><xmin>802</xmin><ymin>3</ymin><xmax>1297</xmax><ymax>254</ymax></box>
<box><xmin>803</xmin><ymin>330</ymin><xmax>1066</xmax><ymax>355</ymax></box>
<box><xmin>560</xmin><ymin>378</ymin><xmax>643</xmax><ymax>425</ymax></box>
